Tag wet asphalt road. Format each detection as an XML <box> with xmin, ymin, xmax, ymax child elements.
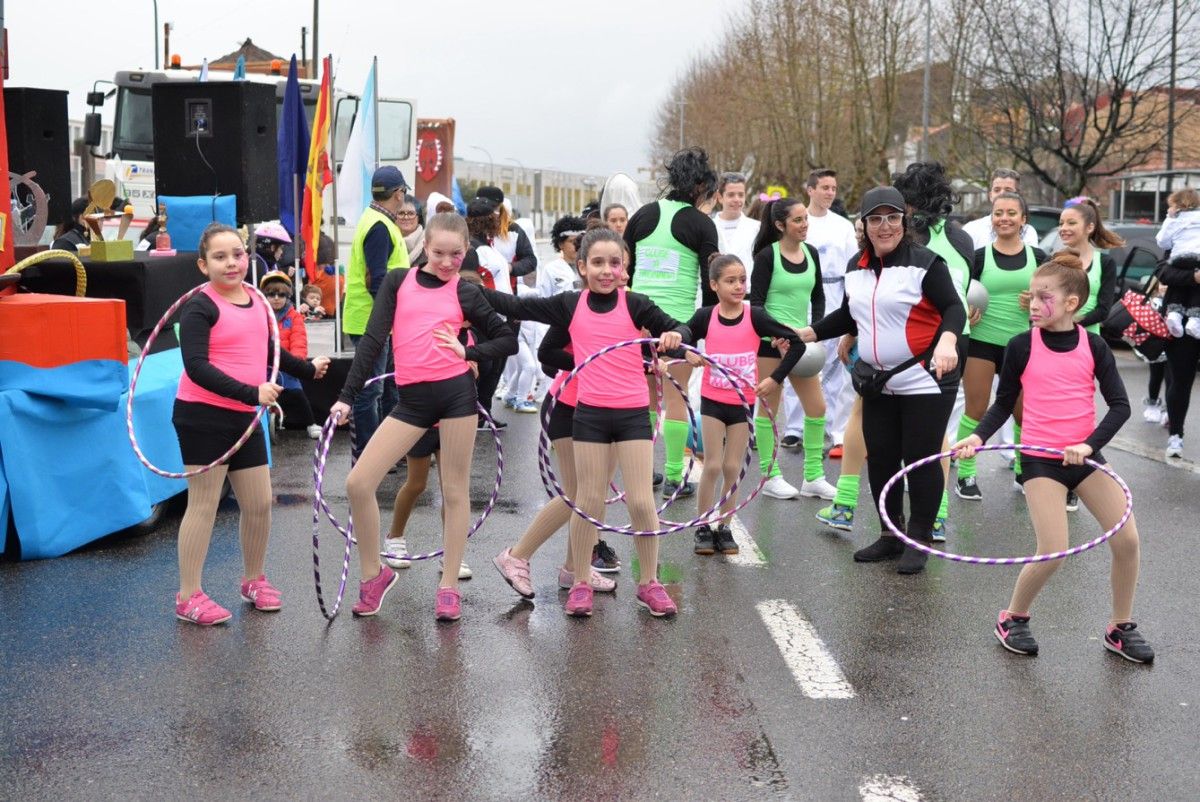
<box><xmin>2</xmin><ymin>354</ymin><xmax>1199</xmax><ymax>801</ymax></box>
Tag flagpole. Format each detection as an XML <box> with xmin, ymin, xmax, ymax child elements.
<box><xmin>293</xmin><ymin>172</ymin><xmax>302</xmax><ymax>307</ymax></box>
<box><xmin>329</xmin><ymin>54</ymin><xmax>342</xmax><ymax>358</ymax></box>
<box><xmin>372</xmin><ymin>55</ymin><xmax>380</xmax><ymax>169</ymax></box>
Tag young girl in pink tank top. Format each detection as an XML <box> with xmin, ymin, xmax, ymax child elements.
<box><xmin>953</xmin><ymin>252</ymin><xmax>1153</xmax><ymax>663</ymax></box>
<box><xmin>481</xmin><ymin>228</ymin><xmax>690</xmax><ymax>618</ymax></box>
<box><xmin>173</xmin><ymin>224</ymin><xmax>331</xmax><ymax>626</ymax></box>
<box><xmin>683</xmin><ymin>254</ymin><xmax>804</xmax><ymax>556</ymax></box>
<box><xmin>330</xmin><ymin>213</ymin><xmax>517</xmax><ymax>622</ymax></box>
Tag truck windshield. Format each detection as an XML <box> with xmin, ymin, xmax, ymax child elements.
<box><xmin>113</xmin><ymin>86</ymin><xmax>155</xmax><ymax>159</ymax></box>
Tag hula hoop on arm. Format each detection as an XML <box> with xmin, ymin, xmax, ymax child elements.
<box><xmin>879</xmin><ymin>444</ymin><xmax>1133</xmax><ymax>565</ymax></box>
<box><xmin>126</xmin><ymin>282</ymin><xmax>281</xmax><ymax>479</ymax></box>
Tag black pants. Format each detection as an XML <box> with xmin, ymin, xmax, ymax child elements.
<box><xmin>1165</xmin><ymin>335</ymin><xmax>1200</xmax><ymax>437</ymax></box>
<box><xmin>277</xmin><ymin>387</ymin><xmax>315</xmax><ymax>429</ymax></box>
<box><xmin>1148</xmin><ymin>360</ymin><xmax>1169</xmax><ymax>402</ymax></box>
<box><xmin>861</xmin><ymin>389</ymin><xmax>956</xmax><ymax>539</ymax></box>
<box><xmin>475</xmin><ymin>357</ymin><xmax>505</xmax><ymax>417</ymax></box>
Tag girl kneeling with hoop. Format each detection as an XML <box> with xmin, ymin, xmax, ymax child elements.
<box><xmin>685</xmin><ymin>254</ymin><xmax>803</xmax><ymax>554</ymax></box>
<box><xmin>953</xmin><ymin>252</ymin><xmax>1153</xmax><ymax>662</ymax></box>
<box><xmin>482</xmin><ymin>227</ymin><xmax>690</xmax><ymax>618</ymax></box>
<box><xmin>174</xmin><ymin>224</ymin><xmax>330</xmax><ymax>625</ymax></box>
<box><xmin>330</xmin><ymin>212</ymin><xmax>517</xmax><ymax>622</ymax></box>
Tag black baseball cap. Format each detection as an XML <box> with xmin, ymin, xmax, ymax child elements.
<box><xmin>859</xmin><ymin>186</ymin><xmax>906</xmax><ymax>217</ymax></box>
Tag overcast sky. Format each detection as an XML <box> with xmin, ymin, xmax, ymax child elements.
<box><xmin>6</xmin><ymin>0</ymin><xmax>743</xmax><ymax>176</ymax></box>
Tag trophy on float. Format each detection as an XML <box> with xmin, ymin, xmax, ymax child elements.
<box><xmin>80</xmin><ymin>179</ymin><xmax>135</xmax><ymax>262</ymax></box>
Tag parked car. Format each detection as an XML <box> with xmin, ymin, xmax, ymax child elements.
<box><xmin>1038</xmin><ymin>222</ymin><xmax>1164</xmax><ymax>292</ymax></box>
<box><xmin>1026</xmin><ymin>206</ymin><xmax>1063</xmax><ymax>241</ymax></box>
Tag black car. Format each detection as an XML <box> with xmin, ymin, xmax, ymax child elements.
<box><xmin>1039</xmin><ymin>222</ymin><xmax>1164</xmax><ymax>292</ymax></box>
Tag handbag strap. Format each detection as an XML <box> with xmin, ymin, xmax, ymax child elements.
<box><xmin>874</xmin><ymin>340</ymin><xmax>940</xmax><ymax>383</ymax></box>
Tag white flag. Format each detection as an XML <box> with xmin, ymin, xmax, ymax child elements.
<box><xmin>335</xmin><ymin>61</ymin><xmax>377</xmax><ymax>225</ymax></box>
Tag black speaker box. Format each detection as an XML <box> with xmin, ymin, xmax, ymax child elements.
<box><xmin>151</xmin><ymin>81</ymin><xmax>277</xmax><ymax>224</ymax></box>
<box><xmin>4</xmin><ymin>87</ymin><xmax>71</xmax><ymax>226</ymax></box>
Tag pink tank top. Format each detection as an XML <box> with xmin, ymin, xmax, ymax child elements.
<box><xmin>392</xmin><ymin>269</ymin><xmax>468</xmax><ymax>387</ymax></box>
<box><xmin>567</xmin><ymin>289</ymin><xmax>646</xmax><ymax>409</ymax></box>
<box><xmin>701</xmin><ymin>303</ymin><xmax>760</xmax><ymax>406</ymax></box>
<box><xmin>1020</xmin><ymin>326</ymin><xmax>1096</xmax><ymax>455</ymax></box>
<box><xmin>177</xmin><ymin>284</ymin><xmax>268</xmax><ymax>412</ymax></box>
<box><xmin>547</xmin><ymin>343</ymin><xmax>579</xmax><ymax>407</ymax></box>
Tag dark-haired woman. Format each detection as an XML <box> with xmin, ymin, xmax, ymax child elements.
<box><xmin>800</xmin><ymin>187</ymin><xmax>965</xmax><ymax>575</ymax></box>
<box><xmin>749</xmin><ymin>198</ymin><xmax>835</xmax><ymax>500</ymax></box>
<box><xmin>625</xmin><ymin>147</ymin><xmax>720</xmax><ymax>498</ymax></box>
<box><xmin>1056</xmin><ymin>197</ymin><xmax>1120</xmax><ymax>334</ymax></box>
<box><xmin>51</xmin><ymin>197</ymin><xmax>91</xmax><ymax>252</ymax></box>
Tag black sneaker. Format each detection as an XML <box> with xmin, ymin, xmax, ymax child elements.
<box><xmin>1104</xmin><ymin>622</ymin><xmax>1155</xmax><ymax>663</ymax></box>
<box><xmin>956</xmin><ymin>476</ymin><xmax>982</xmax><ymax>501</ymax></box>
<box><xmin>652</xmin><ymin>472</ymin><xmax>664</xmax><ymax>488</ymax></box>
<box><xmin>714</xmin><ymin>524</ymin><xmax>738</xmax><ymax>555</ymax></box>
<box><xmin>693</xmin><ymin>525</ymin><xmax>715</xmax><ymax>555</ymax></box>
<box><xmin>479</xmin><ymin>416</ymin><xmax>507</xmax><ymax>431</ymax></box>
<box><xmin>780</xmin><ymin>434</ymin><xmax>802</xmax><ymax>449</ymax></box>
<box><xmin>994</xmin><ymin>611</ymin><xmax>1039</xmax><ymax>656</ymax></box>
<box><xmin>1065</xmin><ymin>490</ymin><xmax>1079</xmax><ymax>512</ymax></box>
<box><xmin>896</xmin><ymin>540</ymin><xmax>931</xmax><ymax>574</ymax></box>
<box><xmin>591</xmin><ymin>539</ymin><xmax>620</xmax><ymax>573</ymax></box>
<box><xmin>662</xmin><ymin>479</ymin><xmax>695</xmax><ymax>499</ymax></box>
<box><xmin>853</xmin><ymin>535</ymin><xmax>905</xmax><ymax>562</ymax></box>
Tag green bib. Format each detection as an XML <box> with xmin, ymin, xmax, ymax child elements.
<box><xmin>972</xmin><ymin>245</ymin><xmax>1038</xmax><ymax>347</ymax></box>
<box><xmin>926</xmin><ymin>220</ymin><xmax>972</xmax><ymax>335</ymax></box>
<box><xmin>1076</xmin><ymin>251</ymin><xmax>1103</xmax><ymax>334</ymax></box>
<box><xmin>345</xmin><ymin>206</ymin><xmax>409</xmax><ymax>335</ymax></box>
<box><xmin>630</xmin><ymin>199</ymin><xmax>701</xmax><ymax>321</ymax></box>
<box><xmin>763</xmin><ymin>241</ymin><xmax>817</xmax><ymax>330</ymax></box>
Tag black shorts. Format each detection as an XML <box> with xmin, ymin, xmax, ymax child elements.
<box><xmin>542</xmin><ymin>393</ymin><xmax>576</xmax><ymax>441</ymax></box>
<box><xmin>388</xmin><ymin>371</ymin><xmax>477</xmax><ymax>427</ymax></box>
<box><xmin>967</xmin><ymin>339</ymin><xmax>1007</xmax><ymax>370</ymax></box>
<box><xmin>1018</xmin><ymin>452</ymin><xmax>1105</xmax><ymax>490</ymax></box>
<box><xmin>408</xmin><ymin>427</ymin><xmax>440</xmax><ymax>459</ymax></box>
<box><xmin>701</xmin><ymin>397</ymin><xmax>750</xmax><ymax>428</ymax></box>
<box><xmin>572</xmin><ymin>402</ymin><xmax>652</xmax><ymax>444</ymax></box>
<box><xmin>172</xmin><ymin>400</ymin><xmax>268</xmax><ymax>471</ymax></box>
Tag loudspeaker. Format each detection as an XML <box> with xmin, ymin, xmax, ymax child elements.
<box><xmin>151</xmin><ymin>81</ymin><xmax>276</xmax><ymax>224</ymax></box>
<box><xmin>4</xmin><ymin>88</ymin><xmax>71</xmax><ymax>227</ymax></box>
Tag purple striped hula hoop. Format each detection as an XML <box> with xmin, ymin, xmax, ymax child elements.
<box><xmin>539</xmin><ymin>338</ymin><xmax>779</xmax><ymax>537</ymax></box>
<box><xmin>598</xmin><ymin>364</ymin><xmax>667</xmax><ymax>504</ymax></box>
<box><xmin>880</xmin><ymin>444</ymin><xmax>1133</xmax><ymax>565</ymax></box>
<box><xmin>126</xmin><ymin>281</ymin><xmax>280</xmax><ymax>479</ymax></box>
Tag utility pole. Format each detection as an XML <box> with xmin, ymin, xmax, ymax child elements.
<box><xmin>1165</xmin><ymin>0</ymin><xmax>1178</xmax><ymax>196</ymax></box>
<box><xmin>312</xmin><ymin>0</ymin><xmax>319</xmax><ymax>80</ymax></box>
<box><xmin>920</xmin><ymin>0</ymin><xmax>931</xmax><ymax>161</ymax></box>
<box><xmin>152</xmin><ymin>0</ymin><xmax>159</xmax><ymax>69</ymax></box>
<box><xmin>676</xmin><ymin>95</ymin><xmax>688</xmax><ymax>151</ymax></box>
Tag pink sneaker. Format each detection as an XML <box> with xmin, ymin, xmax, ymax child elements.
<box><xmin>352</xmin><ymin>565</ymin><xmax>397</xmax><ymax>617</ymax></box>
<box><xmin>175</xmin><ymin>590</ymin><xmax>232</xmax><ymax>626</ymax></box>
<box><xmin>492</xmin><ymin>548</ymin><xmax>534</xmax><ymax>599</ymax></box>
<box><xmin>565</xmin><ymin>582</ymin><xmax>593</xmax><ymax>617</ymax></box>
<box><xmin>558</xmin><ymin>567</ymin><xmax>616</xmax><ymax>593</ymax></box>
<box><xmin>435</xmin><ymin>587</ymin><xmax>461</xmax><ymax>621</ymax></box>
<box><xmin>239</xmin><ymin>574</ymin><xmax>282</xmax><ymax>611</ymax></box>
<box><xmin>635</xmin><ymin>580</ymin><xmax>677</xmax><ymax>617</ymax></box>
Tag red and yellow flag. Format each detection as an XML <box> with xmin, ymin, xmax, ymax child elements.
<box><xmin>301</xmin><ymin>55</ymin><xmax>333</xmax><ymax>279</ymax></box>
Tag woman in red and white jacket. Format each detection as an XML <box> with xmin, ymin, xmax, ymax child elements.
<box><xmin>798</xmin><ymin>186</ymin><xmax>965</xmax><ymax>575</ymax></box>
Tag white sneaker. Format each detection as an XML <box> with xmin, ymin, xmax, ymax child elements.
<box><xmin>1013</xmin><ymin>478</ymin><xmax>1025</xmax><ymax>494</ymax></box>
<box><xmin>800</xmin><ymin>477</ymin><xmax>837</xmax><ymax>500</ymax></box>
<box><xmin>384</xmin><ymin>537</ymin><xmax>412</xmax><ymax>569</ymax></box>
<box><xmin>1187</xmin><ymin>317</ymin><xmax>1200</xmax><ymax>339</ymax></box>
<box><xmin>1142</xmin><ymin>399</ymin><xmax>1164</xmax><ymax>424</ymax></box>
<box><xmin>761</xmin><ymin>475</ymin><xmax>801</xmax><ymax>499</ymax></box>
<box><xmin>1166</xmin><ymin>434</ymin><xmax>1184</xmax><ymax>459</ymax></box>
<box><xmin>1166</xmin><ymin>311</ymin><xmax>1185</xmax><ymax>339</ymax></box>
<box><xmin>306</xmin><ymin>424</ymin><xmax>322</xmax><ymax>439</ymax></box>
<box><xmin>440</xmin><ymin>558</ymin><xmax>473</xmax><ymax>580</ymax></box>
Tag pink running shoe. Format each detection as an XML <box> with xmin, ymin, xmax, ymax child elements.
<box><xmin>558</xmin><ymin>567</ymin><xmax>616</xmax><ymax>593</ymax></box>
<box><xmin>435</xmin><ymin>587</ymin><xmax>461</xmax><ymax>621</ymax></box>
<box><xmin>239</xmin><ymin>575</ymin><xmax>282</xmax><ymax>611</ymax></box>
<box><xmin>352</xmin><ymin>565</ymin><xmax>397</xmax><ymax>617</ymax></box>
<box><xmin>565</xmin><ymin>582</ymin><xmax>593</xmax><ymax>617</ymax></box>
<box><xmin>636</xmin><ymin>580</ymin><xmax>677</xmax><ymax>617</ymax></box>
<box><xmin>492</xmin><ymin>548</ymin><xmax>534</xmax><ymax>599</ymax></box>
<box><xmin>175</xmin><ymin>590</ymin><xmax>232</xmax><ymax>626</ymax></box>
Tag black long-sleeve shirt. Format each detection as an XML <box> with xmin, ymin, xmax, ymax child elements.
<box><xmin>509</xmin><ymin>224</ymin><xmax>538</xmax><ymax>278</ymax></box>
<box><xmin>482</xmin><ymin>287</ymin><xmax>691</xmax><ymax>344</ymax></box>
<box><xmin>974</xmin><ymin>328</ymin><xmax>1129</xmax><ymax>454</ymax></box>
<box><xmin>538</xmin><ymin>324</ymin><xmax>574</xmax><ymax>377</ymax></box>
<box><xmin>623</xmin><ymin>201</ymin><xmax>720</xmax><ymax>308</ymax></box>
<box><xmin>178</xmin><ymin>294</ymin><xmax>315</xmax><ymax>407</ymax></box>
<box><xmin>748</xmin><ymin>244</ymin><xmax>826</xmax><ymax>321</ymax></box>
<box><xmin>338</xmin><ymin>268</ymin><xmax>518</xmax><ymax>403</ymax></box>
<box><xmin>685</xmin><ymin>305</ymin><xmax>805</xmax><ymax>384</ymax></box>
<box><xmin>1077</xmin><ymin>252</ymin><xmax>1117</xmax><ymax>329</ymax></box>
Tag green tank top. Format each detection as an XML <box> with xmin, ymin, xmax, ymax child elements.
<box><xmin>630</xmin><ymin>199</ymin><xmax>701</xmax><ymax>321</ymax></box>
<box><xmin>971</xmin><ymin>245</ymin><xmax>1038</xmax><ymax>347</ymax></box>
<box><xmin>345</xmin><ymin>206</ymin><xmax>409</xmax><ymax>335</ymax></box>
<box><xmin>926</xmin><ymin>220</ymin><xmax>972</xmax><ymax>335</ymax></box>
<box><xmin>1077</xmin><ymin>251</ymin><xmax>1103</xmax><ymax>334</ymax></box>
<box><xmin>763</xmin><ymin>241</ymin><xmax>817</xmax><ymax>329</ymax></box>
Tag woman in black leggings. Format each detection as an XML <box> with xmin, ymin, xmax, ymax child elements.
<box><xmin>799</xmin><ymin>187</ymin><xmax>966</xmax><ymax>574</ymax></box>
<box><xmin>1160</xmin><ymin>255</ymin><xmax>1200</xmax><ymax>457</ymax></box>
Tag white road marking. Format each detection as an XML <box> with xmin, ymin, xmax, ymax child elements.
<box><xmin>755</xmin><ymin>599</ymin><xmax>855</xmax><ymax>699</ymax></box>
<box><xmin>858</xmin><ymin>774</ymin><xmax>924</xmax><ymax>801</ymax></box>
<box><xmin>1108</xmin><ymin>435</ymin><xmax>1200</xmax><ymax>475</ymax></box>
<box><xmin>684</xmin><ymin>462</ymin><xmax>767</xmax><ymax>566</ymax></box>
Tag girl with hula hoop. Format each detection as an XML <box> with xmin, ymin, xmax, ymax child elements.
<box><xmin>749</xmin><ymin>198</ymin><xmax>835</xmax><ymax>501</ymax></box>
<box><xmin>482</xmin><ymin>228</ymin><xmax>690</xmax><ymax>618</ymax></box>
<box><xmin>329</xmin><ymin>213</ymin><xmax>518</xmax><ymax>622</ymax></box>
<box><xmin>684</xmin><ymin>254</ymin><xmax>804</xmax><ymax>554</ymax></box>
<box><xmin>952</xmin><ymin>253</ymin><xmax>1153</xmax><ymax>663</ymax></box>
<box><xmin>173</xmin><ymin>224</ymin><xmax>331</xmax><ymax>625</ymax></box>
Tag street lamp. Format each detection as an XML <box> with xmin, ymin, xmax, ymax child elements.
<box><xmin>470</xmin><ymin>145</ymin><xmax>494</xmax><ymax>183</ymax></box>
<box><xmin>506</xmin><ymin>157</ymin><xmax>526</xmax><ymax>214</ymax></box>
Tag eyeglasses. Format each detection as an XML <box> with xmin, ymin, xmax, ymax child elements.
<box><xmin>397</xmin><ymin>211</ymin><xmax>417</xmax><ymax>218</ymax></box>
<box><xmin>864</xmin><ymin>213</ymin><xmax>904</xmax><ymax>228</ymax></box>
<box><xmin>264</xmin><ymin>291</ymin><xmax>290</xmax><ymax>299</ymax></box>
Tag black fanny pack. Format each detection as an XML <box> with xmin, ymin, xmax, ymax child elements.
<box><xmin>850</xmin><ymin>345</ymin><xmax>935</xmax><ymax>399</ymax></box>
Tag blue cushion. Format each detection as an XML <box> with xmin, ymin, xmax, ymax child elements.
<box><xmin>159</xmin><ymin>195</ymin><xmax>237</xmax><ymax>252</ymax></box>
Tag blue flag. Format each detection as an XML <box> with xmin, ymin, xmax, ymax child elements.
<box><xmin>451</xmin><ymin>176</ymin><xmax>467</xmax><ymax>215</ymax></box>
<box><xmin>233</xmin><ymin>55</ymin><xmax>246</xmax><ymax>80</ymax></box>
<box><xmin>277</xmin><ymin>55</ymin><xmax>310</xmax><ymax>232</ymax></box>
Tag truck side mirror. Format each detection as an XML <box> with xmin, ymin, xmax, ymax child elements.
<box><xmin>84</xmin><ymin>113</ymin><xmax>103</xmax><ymax>148</ymax></box>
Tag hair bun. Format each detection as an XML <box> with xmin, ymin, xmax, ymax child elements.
<box><xmin>1050</xmin><ymin>249</ymin><xmax>1084</xmax><ymax>271</ymax></box>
